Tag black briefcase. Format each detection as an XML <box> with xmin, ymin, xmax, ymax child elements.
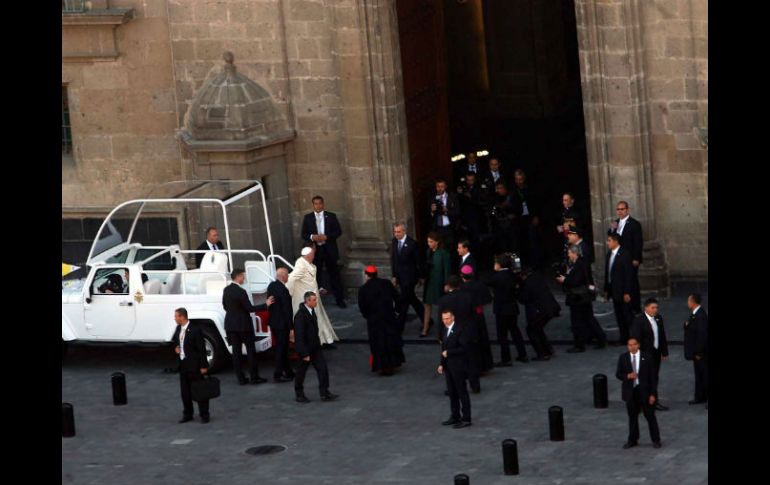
<box><xmin>191</xmin><ymin>375</ymin><xmax>221</xmax><ymax>401</ymax></box>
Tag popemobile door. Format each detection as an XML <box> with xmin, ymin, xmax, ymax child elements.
<box><xmin>84</xmin><ymin>267</ymin><xmax>137</xmax><ymax>338</ymax></box>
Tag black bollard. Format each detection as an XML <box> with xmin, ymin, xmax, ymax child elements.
<box><xmin>502</xmin><ymin>439</ymin><xmax>519</xmax><ymax>475</ymax></box>
<box><xmin>111</xmin><ymin>372</ymin><xmax>127</xmax><ymax>406</ymax></box>
<box><xmin>593</xmin><ymin>374</ymin><xmax>608</xmax><ymax>408</ymax></box>
<box><xmin>454</xmin><ymin>473</ymin><xmax>469</xmax><ymax>485</ymax></box>
<box><xmin>62</xmin><ymin>403</ymin><xmax>75</xmax><ymax>438</ymax></box>
<box><xmin>548</xmin><ymin>406</ymin><xmax>565</xmax><ymax>441</ymax></box>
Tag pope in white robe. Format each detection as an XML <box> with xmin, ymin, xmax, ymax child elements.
<box><xmin>286</xmin><ymin>246</ymin><xmax>339</xmax><ymax>344</ymax></box>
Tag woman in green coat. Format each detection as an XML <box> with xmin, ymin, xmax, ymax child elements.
<box><xmin>422</xmin><ymin>231</ymin><xmax>451</xmax><ymax>337</ymax></box>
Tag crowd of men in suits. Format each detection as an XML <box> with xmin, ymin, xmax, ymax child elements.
<box><xmin>172</xmin><ymin>179</ymin><xmax>708</xmax><ymax>450</ymax></box>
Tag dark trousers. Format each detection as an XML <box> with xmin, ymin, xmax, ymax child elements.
<box><xmin>517</xmin><ymin>218</ymin><xmax>542</xmax><ymax>269</ymax></box>
<box><xmin>396</xmin><ymin>282</ymin><xmax>425</xmax><ymax>333</ymax></box>
<box><xmin>631</xmin><ymin>266</ymin><xmax>642</xmax><ymax>314</ymax></box>
<box><xmin>587</xmin><ymin>312</ymin><xmax>608</xmax><ymax>344</ymax></box>
<box><xmin>495</xmin><ymin>313</ymin><xmax>527</xmax><ymax>362</ymax></box>
<box><xmin>626</xmin><ymin>387</ymin><xmax>660</xmax><ymax>443</ymax></box>
<box><xmin>693</xmin><ymin>357</ymin><xmax>708</xmax><ymax>401</ymax></box>
<box><xmin>611</xmin><ymin>297</ymin><xmax>634</xmax><ymax>344</ymax></box>
<box><xmin>228</xmin><ymin>330</ymin><xmax>260</xmax><ymax>382</ymax></box>
<box><xmin>650</xmin><ymin>348</ymin><xmax>663</xmax><ymax>399</ymax></box>
<box><xmin>526</xmin><ymin>313</ymin><xmax>553</xmax><ymax>357</ymax></box>
<box><xmin>271</xmin><ymin>327</ymin><xmax>293</xmax><ymax>378</ymax></box>
<box><xmin>180</xmin><ymin>369</ymin><xmax>209</xmax><ymax>418</ymax></box>
<box><xmin>315</xmin><ymin>245</ymin><xmax>344</xmax><ymax>304</ymax></box>
<box><xmin>568</xmin><ymin>304</ymin><xmax>592</xmax><ymax>348</ymax></box>
<box><xmin>446</xmin><ymin>367</ymin><xmax>471</xmax><ymax>422</ymax></box>
<box><xmin>294</xmin><ymin>350</ymin><xmax>330</xmax><ymax>397</ymax></box>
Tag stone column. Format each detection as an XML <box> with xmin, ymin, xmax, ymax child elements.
<box><xmin>575</xmin><ymin>0</ymin><xmax>669</xmax><ymax>296</ymax></box>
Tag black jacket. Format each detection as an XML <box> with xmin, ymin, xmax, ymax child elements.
<box><xmin>440</xmin><ymin>322</ymin><xmax>473</xmax><ymax>373</ymax></box>
<box><xmin>454</xmin><ymin>161</ymin><xmax>487</xmax><ymax>187</ymax></box>
<box><xmin>616</xmin><ymin>351</ymin><xmax>658</xmax><ymax>402</ymax></box>
<box><xmin>604</xmin><ymin>247</ymin><xmax>637</xmax><ymax>301</ymax></box>
<box><xmin>684</xmin><ymin>307</ymin><xmax>708</xmax><ymax>360</ymax></box>
<box><xmin>562</xmin><ymin>258</ymin><xmax>592</xmax><ymax>307</ymax></box>
<box><xmin>575</xmin><ymin>239</ymin><xmax>595</xmax><ymax>266</ymax></box>
<box><xmin>266</xmin><ymin>280</ymin><xmax>293</xmax><ymax>331</ymax></box>
<box><xmin>484</xmin><ymin>269</ymin><xmax>520</xmax><ymax>316</ymax></box>
<box><xmin>222</xmin><ymin>283</ymin><xmax>267</xmax><ymax>333</ymax></box>
<box><xmin>437</xmin><ymin>289</ymin><xmax>475</xmax><ymax>340</ymax></box>
<box><xmin>195</xmin><ymin>240</ymin><xmax>225</xmax><ymax>268</ymax></box>
<box><xmin>172</xmin><ymin>322</ymin><xmax>210</xmax><ymax>373</ymax></box>
<box><xmin>430</xmin><ymin>190</ymin><xmax>461</xmax><ymax>229</ymax></box>
<box><xmin>301</xmin><ymin>211</ymin><xmax>343</xmax><ymax>261</ymax></box>
<box><xmin>517</xmin><ymin>271</ymin><xmax>561</xmax><ymax>322</ymax></box>
<box><xmin>511</xmin><ymin>183</ymin><xmax>540</xmax><ymax>218</ymax></box>
<box><xmin>391</xmin><ymin>236</ymin><xmax>423</xmax><ymax>287</ymax></box>
<box><xmin>631</xmin><ymin>313</ymin><xmax>669</xmax><ymax>357</ymax></box>
<box><xmin>608</xmin><ymin>217</ymin><xmax>643</xmax><ymax>264</ymax></box>
<box><xmin>293</xmin><ymin>304</ymin><xmax>321</xmax><ymax>358</ymax></box>
<box><xmin>358</xmin><ymin>277</ymin><xmax>398</xmax><ymax>324</ymax></box>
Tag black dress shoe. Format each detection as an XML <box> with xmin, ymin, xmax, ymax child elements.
<box><xmin>442</xmin><ymin>418</ymin><xmax>460</xmax><ymax>426</ymax></box>
<box><xmin>566</xmin><ymin>347</ymin><xmax>586</xmax><ymax>353</ymax></box>
<box><xmin>337</xmin><ymin>300</ymin><xmax>347</xmax><ymax>308</ymax></box>
<box><xmin>250</xmin><ymin>377</ymin><xmax>268</xmax><ymax>384</ymax></box>
<box><xmin>688</xmin><ymin>399</ymin><xmax>707</xmax><ymax>405</ymax></box>
<box><xmin>238</xmin><ymin>378</ymin><xmax>249</xmax><ymax>385</ymax></box>
<box><xmin>622</xmin><ymin>441</ymin><xmax>638</xmax><ymax>449</ymax></box>
<box><xmin>178</xmin><ymin>416</ymin><xmax>193</xmax><ymax>424</ymax></box>
<box><xmin>453</xmin><ymin>421</ymin><xmax>472</xmax><ymax>429</ymax></box>
<box><xmin>273</xmin><ymin>376</ymin><xmax>292</xmax><ymax>383</ymax></box>
<box><xmin>321</xmin><ymin>392</ymin><xmax>339</xmax><ymax>402</ymax></box>
<box><xmin>653</xmin><ymin>441</ymin><xmax>662</xmax><ymax>449</ymax></box>
<box><xmin>200</xmin><ymin>415</ymin><xmax>210</xmax><ymax>424</ymax></box>
<box><xmin>515</xmin><ymin>356</ymin><xmax>530</xmax><ymax>363</ymax></box>
<box><xmin>654</xmin><ymin>403</ymin><xmax>669</xmax><ymax>411</ymax></box>
<box><xmin>295</xmin><ymin>395</ymin><xmax>310</xmax><ymax>403</ymax></box>
<box><xmin>494</xmin><ymin>361</ymin><xmax>513</xmax><ymax>367</ymax></box>
<box><xmin>531</xmin><ymin>355</ymin><xmax>551</xmax><ymax>361</ymax></box>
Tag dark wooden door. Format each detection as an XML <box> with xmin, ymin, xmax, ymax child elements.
<box><xmin>396</xmin><ymin>0</ymin><xmax>452</xmax><ymax>241</ymax></box>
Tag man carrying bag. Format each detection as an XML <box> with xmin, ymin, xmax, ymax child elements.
<box><xmin>172</xmin><ymin>307</ymin><xmax>215</xmax><ymax>424</ymax></box>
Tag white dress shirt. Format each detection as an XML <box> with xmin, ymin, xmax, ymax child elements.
<box><xmin>446</xmin><ymin>321</ymin><xmax>455</xmax><ymax>337</ymax></box>
<box><xmin>315</xmin><ymin>211</ymin><xmax>326</xmax><ymax>245</ymax></box>
<box><xmin>439</xmin><ymin>193</ymin><xmax>449</xmax><ymax>227</ymax></box>
<box><xmin>645</xmin><ymin>312</ymin><xmax>659</xmax><ymax>349</ymax></box>
<box><xmin>617</xmin><ymin>215</ymin><xmax>630</xmax><ymax>235</ymax></box>
<box><xmin>630</xmin><ymin>350</ymin><xmax>640</xmax><ymax>386</ymax></box>
<box><xmin>179</xmin><ymin>322</ymin><xmax>189</xmax><ymax>360</ymax></box>
<box><xmin>461</xmin><ymin>253</ymin><xmax>470</xmax><ymax>265</ymax></box>
<box><xmin>692</xmin><ymin>305</ymin><xmax>701</xmax><ymax>315</ymax></box>
<box><xmin>207</xmin><ymin>240</ymin><xmax>218</xmax><ymax>251</ymax></box>
<box><xmin>608</xmin><ymin>247</ymin><xmax>619</xmax><ymax>283</ymax></box>
<box><xmin>304</xmin><ymin>304</ymin><xmax>315</xmax><ymax>317</ymax></box>
<box><xmin>397</xmin><ymin>235</ymin><xmax>407</xmax><ymax>253</ymax></box>
<box><xmin>490</xmin><ymin>170</ymin><xmax>500</xmax><ymax>182</ymax></box>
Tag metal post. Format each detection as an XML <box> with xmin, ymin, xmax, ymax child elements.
<box><xmin>111</xmin><ymin>372</ymin><xmax>127</xmax><ymax>405</ymax></box>
<box><xmin>502</xmin><ymin>439</ymin><xmax>519</xmax><ymax>475</ymax></box>
<box><xmin>454</xmin><ymin>473</ymin><xmax>469</xmax><ymax>485</ymax></box>
<box><xmin>549</xmin><ymin>406</ymin><xmax>565</xmax><ymax>441</ymax></box>
<box><xmin>62</xmin><ymin>403</ymin><xmax>75</xmax><ymax>438</ymax></box>
<box><xmin>593</xmin><ymin>374</ymin><xmax>608</xmax><ymax>408</ymax></box>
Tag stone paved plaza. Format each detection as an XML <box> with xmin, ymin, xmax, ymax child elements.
<box><xmin>62</xmin><ymin>292</ymin><xmax>708</xmax><ymax>484</ymax></box>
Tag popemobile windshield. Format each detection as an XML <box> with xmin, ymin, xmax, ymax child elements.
<box><xmin>61</xmin><ymin>180</ymin><xmax>295</xmax><ymax>371</ymax></box>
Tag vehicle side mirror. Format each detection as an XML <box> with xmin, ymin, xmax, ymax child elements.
<box><xmin>85</xmin><ymin>297</ymin><xmax>92</xmax><ymax>304</ymax></box>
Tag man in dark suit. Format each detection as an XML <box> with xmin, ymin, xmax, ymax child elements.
<box><xmin>604</xmin><ymin>233</ymin><xmax>638</xmax><ymax>346</ymax></box>
<box><xmin>608</xmin><ymin>201</ymin><xmax>643</xmax><ymax>312</ymax></box>
<box><xmin>267</xmin><ymin>268</ymin><xmax>294</xmax><ymax>382</ymax></box>
<box><xmin>301</xmin><ymin>195</ymin><xmax>346</xmax><ymax>308</ymax></box>
<box><xmin>511</xmin><ymin>169</ymin><xmax>543</xmax><ymax>269</ymax></box>
<box><xmin>453</xmin><ymin>151</ymin><xmax>486</xmax><ymax>187</ymax></box>
<box><xmin>484</xmin><ymin>253</ymin><xmax>528</xmax><ymax>365</ymax></box>
<box><xmin>631</xmin><ymin>298</ymin><xmax>669</xmax><ymax>411</ymax></box>
<box><xmin>172</xmin><ymin>308</ymin><xmax>211</xmax><ymax>423</ymax></box>
<box><xmin>222</xmin><ymin>269</ymin><xmax>274</xmax><ymax>385</ymax></box>
<box><xmin>456</xmin><ymin>240</ymin><xmax>477</xmax><ymax>275</ymax></box>
<box><xmin>457</xmin><ymin>172</ymin><xmax>487</xmax><ymax>247</ymax></box>
<box><xmin>293</xmin><ymin>291</ymin><xmax>338</xmax><ymax>403</ymax></box>
<box><xmin>195</xmin><ymin>226</ymin><xmax>225</xmax><ymax>268</ymax></box>
<box><xmin>391</xmin><ymin>222</ymin><xmax>425</xmax><ymax>333</ymax></box>
<box><xmin>615</xmin><ymin>337</ymin><xmax>662</xmax><ymax>449</ymax></box>
<box><xmin>480</xmin><ymin>157</ymin><xmax>507</xmax><ymax>197</ymax></box>
<box><xmin>358</xmin><ymin>265</ymin><xmax>404</xmax><ymax>376</ymax></box>
<box><xmin>437</xmin><ymin>276</ymin><xmax>474</xmax><ymax>339</ymax></box>
<box><xmin>430</xmin><ymin>178</ymin><xmax>461</xmax><ymax>250</ymax></box>
<box><xmin>437</xmin><ymin>309</ymin><xmax>473</xmax><ymax>428</ymax></box>
<box><xmin>684</xmin><ymin>293</ymin><xmax>708</xmax><ymax>405</ymax></box>
<box><xmin>516</xmin><ymin>267</ymin><xmax>561</xmax><ymax>361</ymax></box>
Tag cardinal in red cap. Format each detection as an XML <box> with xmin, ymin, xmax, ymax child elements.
<box><xmin>358</xmin><ymin>264</ymin><xmax>405</xmax><ymax>376</ymax></box>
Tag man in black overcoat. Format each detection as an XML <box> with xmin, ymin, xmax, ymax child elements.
<box><xmin>358</xmin><ymin>265</ymin><xmax>405</xmax><ymax>376</ymax></box>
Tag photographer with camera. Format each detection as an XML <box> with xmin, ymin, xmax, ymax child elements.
<box><xmin>430</xmin><ymin>178</ymin><xmax>460</xmax><ymax>255</ymax></box>
<box><xmin>457</xmin><ymin>172</ymin><xmax>486</xmax><ymax>250</ymax></box>
<box><xmin>484</xmin><ymin>253</ymin><xmax>529</xmax><ymax>366</ymax></box>
<box><xmin>489</xmin><ymin>181</ymin><xmax>518</xmax><ymax>255</ymax></box>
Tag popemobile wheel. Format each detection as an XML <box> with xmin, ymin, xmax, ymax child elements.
<box><xmin>199</xmin><ymin>325</ymin><xmax>228</xmax><ymax>373</ymax></box>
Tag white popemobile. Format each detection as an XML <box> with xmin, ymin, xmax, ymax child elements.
<box><xmin>61</xmin><ymin>180</ymin><xmax>294</xmax><ymax>372</ymax></box>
